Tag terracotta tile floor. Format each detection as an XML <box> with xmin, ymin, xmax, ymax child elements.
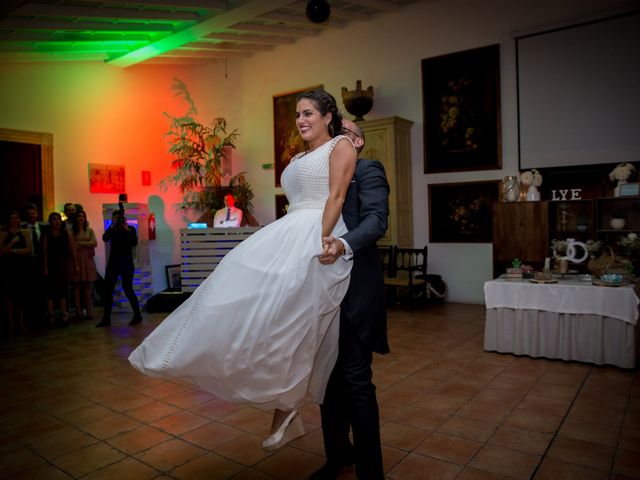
<box><xmin>1</xmin><ymin>302</ymin><xmax>639</xmax><ymax>479</ymax></box>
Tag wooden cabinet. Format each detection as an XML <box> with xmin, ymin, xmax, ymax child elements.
<box><xmin>492</xmin><ymin>201</ymin><xmax>548</xmax><ymax>275</ymax></box>
<box><xmin>493</xmin><ymin>196</ymin><xmax>640</xmax><ymax>276</ymax></box>
<box><xmin>595</xmin><ymin>196</ymin><xmax>640</xmax><ymax>248</ymax></box>
<box><xmin>548</xmin><ymin>199</ymin><xmax>595</xmax><ymax>243</ymax></box>
<box><xmin>359</xmin><ymin>116</ymin><xmax>413</xmax><ymax>246</ymax></box>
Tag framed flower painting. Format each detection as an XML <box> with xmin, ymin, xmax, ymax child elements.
<box><xmin>273</xmin><ymin>85</ymin><xmax>322</xmax><ymax>186</ymax></box>
<box><xmin>421</xmin><ymin>44</ymin><xmax>501</xmax><ymax>173</ymax></box>
<box><xmin>428</xmin><ymin>180</ymin><xmax>500</xmax><ymax>243</ymax></box>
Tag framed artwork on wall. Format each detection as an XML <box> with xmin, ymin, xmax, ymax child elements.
<box><xmin>428</xmin><ymin>180</ymin><xmax>500</xmax><ymax>243</ymax></box>
<box><xmin>89</xmin><ymin>163</ymin><xmax>125</xmax><ymax>193</ymax></box>
<box><xmin>275</xmin><ymin>194</ymin><xmax>289</xmax><ymax>219</ymax></box>
<box><xmin>273</xmin><ymin>85</ymin><xmax>322</xmax><ymax>187</ymax></box>
<box><xmin>421</xmin><ymin>44</ymin><xmax>501</xmax><ymax>173</ymax></box>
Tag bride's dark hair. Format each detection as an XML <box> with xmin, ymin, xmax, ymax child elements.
<box><xmin>297</xmin><ymin>89</ymin><xmax>343</xmax><ymax>138</ymax></box>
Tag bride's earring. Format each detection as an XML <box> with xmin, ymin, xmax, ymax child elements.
<box><xmin>262</xmin><ymin>409</ymin><xmax>305</xmax><ymax>451</ymax></box>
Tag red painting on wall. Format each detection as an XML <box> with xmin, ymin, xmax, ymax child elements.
<box><xmin>89</xmin><ymin>164</ymin><xmax>125</xmax><ymax>193</ymax></box>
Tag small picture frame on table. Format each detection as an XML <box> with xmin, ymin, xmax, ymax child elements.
<box><xmin>165</xmin><ymin>264</ymin><xmax>181</xmax><ymax>291</ymax></box>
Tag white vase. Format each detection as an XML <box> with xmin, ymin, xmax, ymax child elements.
<box><xmin>526</xmin><ymin>185</ymin><xmax>540</xmax><ymax>201</ymax></box>
<box><xmin>610</xmin><ymin>217</ymin><xmax>626</xmax><ymax>230</ymax></box>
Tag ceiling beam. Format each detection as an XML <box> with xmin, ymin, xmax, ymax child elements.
<box><xmin>13</xmin><ymin>3</ymin><xmax>199</xmax><ymax>22</ymax></box>
<box><xmin>95</xmin><ymin>0</ymin><xmax>226</xmax><ymax>10</ymax></box>
<box><xmin>346</xmin><ymin>0</ymin><xmax>400</xmax><ymax>12</ymax></box>
<box><xmin>0</xmin><ymin>18</ymin><xmax>175</xmax><ymax>32</ymax></box>
<box><xmin>186</xmin><ymin>41</ymin><xmax>272</xmax><ymax>51</ymax></box>
<box><xmin>205</xmin><ymin>32</ymin><xmax>294</xmax><ymax>45</ymax></box>
<box><xmin>229</xmin><ymin>22</ymin><xmax>317</xmax><ymax>37</ymax></box>
<box><xmin>0</xmin><ymin>31</ymin><xmax>152</xmax><ymax>41</ymax></box>
<box><xmin>106</xmin><ymin>0</ymin><xmax>295</xmax><ymax>67</ymax></box>
<box><xmin>257</xmin><ymin>11</ymin><xmax>344</xmax><ymax>28</ymax></box>
<box><xmin>162</xmin><ymin>49</ymin><xmax>251</xmax><ymax>58</ymax></box>
<box><xmin>0</xmin><ymin>51</ymin><xmax>108</xmax><ymax>61</ymax></box>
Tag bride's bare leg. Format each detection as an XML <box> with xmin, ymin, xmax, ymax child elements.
<box><xmin>262</xmin><ymin>408</ymin><xmax>305</xmax><ymax>451</ymax></box>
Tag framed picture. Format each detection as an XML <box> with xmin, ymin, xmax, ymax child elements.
<box><xmin>421</xmin><ymin>44</ymin><xmax>501</xmax><ymax>173</ymax></box>
<box><xmin>273</xmin><ymin>85</ymin><xmax>321</xmax><ymax>186</ymax></box>
<box><xmin>428</xmin><ymin>180</ymin><xmax>500</xmax><ymax>243</ymax></box>
<box><xmin>275</xmin><ymin>194</ymin><xmax>289</xmax><ymax>219</ymax></box>
<box><xmin>89</xmin><ymin>163</ymin><xmax>126</xmax><ymax>193</ymax></box>
<box><xmin>165</xmin><ymin>264</ymin><xmax>181</xmax><ymax>291</ymax></box>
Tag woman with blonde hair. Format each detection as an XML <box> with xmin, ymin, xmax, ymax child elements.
<box><xmin>72</xmin><ymin>210</ymin><xmax>98</xmax><ymax>320</ymax></box>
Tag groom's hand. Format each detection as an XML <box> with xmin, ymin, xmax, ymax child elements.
<box><xmin>319</xmin><ymin>236</ymin><xmax>344</xmax><ymax>264</ymax></box>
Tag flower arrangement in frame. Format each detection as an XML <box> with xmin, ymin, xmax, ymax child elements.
<box><xmin>428</xmin><ymin>180</ymin><xmax>500</xmax><ymax>243</ymax></box>
<box><xmin>273</xmin><ymin>85</ymin><xmax>321</xmax><ymax>187</ymax></box>
<box><xmin>421</xmin><ymin>44</ymin><xmax>501</xmax><ymax>173</ymax></box>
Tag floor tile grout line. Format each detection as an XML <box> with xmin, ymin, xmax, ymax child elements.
<box><xmin>527</xmin><ymin>364</ymin><xmax>593</xmax><ymax>479</ymax></box>
<box><xmin>607</xmin><ymin>369</ymin><xmax>636</xmax><ymax>478</ymax></box>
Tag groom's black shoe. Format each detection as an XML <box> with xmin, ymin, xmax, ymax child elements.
<box><xmin>309</xmin><ymin>454</ymin><xmax>355</xmax><ymax>480</ymax></box>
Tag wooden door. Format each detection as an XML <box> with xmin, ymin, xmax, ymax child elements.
<box><xmin>0</xmin><ymin>140</ymin><xmax>42</xmax><ymax>220</ymax></box>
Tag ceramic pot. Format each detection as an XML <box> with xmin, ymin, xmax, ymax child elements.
<box><xmin>526</xmin><ymin>185</ymin><xmax>541</xmax><ymax>201</ymax></box>
<box><xmin>610</xmin><ymin>217</ymin><xmax>626</xmax><ymax>230</ymax></box>
<box><xmin>341</xmin><ymin>80</ymin><xmax>373</xmax><ymax>121</ymax></box>
<box><xmin>501</xmin><ymin>176</ymin><xmax>520</xmax><ymax>202</ymax></box>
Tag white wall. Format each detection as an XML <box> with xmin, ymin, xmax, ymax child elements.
<box><xmin>0</xmin><ymin>62</ymin><xmax>238</xmax><ymax>291</ymax></box>
<box><xmin>0</xmin><ymin>0</ymin><xmax>631</xmax><ymax>301</ymax></box>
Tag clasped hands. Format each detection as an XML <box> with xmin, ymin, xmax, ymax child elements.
<box><xmin>319</xmin><ymin>236</ymin><xmax>344</xmax><ymax>265</ymax></box>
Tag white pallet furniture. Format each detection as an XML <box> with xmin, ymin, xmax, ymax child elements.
<box><xmin>180</xmin><ymin>227</ymin><xmax>260</xmax><ymax>293</ymax></box>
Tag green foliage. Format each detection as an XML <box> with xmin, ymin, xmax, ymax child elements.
<box><xmin>160</xmin><ymin>79</ymin><xmax>253</xmax><ymax>216</ymax></box>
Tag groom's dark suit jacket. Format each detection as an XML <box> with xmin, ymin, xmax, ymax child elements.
<box><xmin>340</xmin><ymin>159</ymin><xmax>390</xmax><ymax>354</ymax></box>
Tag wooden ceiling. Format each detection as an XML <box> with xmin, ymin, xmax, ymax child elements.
<box><xmin>0</xmin><ymin>0</ymin><xmax>423</xmax><ymax>67</ymax></box>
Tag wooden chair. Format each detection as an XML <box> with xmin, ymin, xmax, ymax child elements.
<box><xmin>383</xmin><ymin>246</ymin><xmax>428</xmax><ymax>311</ymax></box>
<box><xmin>377</xmin><ymin>245</ymin><xmax>394</xmax><ymax>274</ymax></box>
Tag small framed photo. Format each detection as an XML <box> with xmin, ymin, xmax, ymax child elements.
<box><xmin>165</xmin><ymin>264</ymin><xmax>181</xmax><ymax>291</ymax></box>
<box><xmin>619</xmin><ymin>182</ymin><xmax>640</xmax><ymax>197</ymax></box>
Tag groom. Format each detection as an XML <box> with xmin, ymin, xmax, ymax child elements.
<box><xmin>317</xmin><ymin>119</ymin><xmax>390</xmax><ymax>480</ymax></box>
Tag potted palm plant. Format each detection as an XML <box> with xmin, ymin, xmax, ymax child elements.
<box><xmin>160</xmin><ymin>79</ymin><xmax>254</xmax><ymax>222</ymax></box>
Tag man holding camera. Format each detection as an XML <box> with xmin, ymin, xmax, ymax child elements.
<box><xmin>96</xmin><ymin>207</ymin><xmax>142</xmax><ymax>327</ymax></box>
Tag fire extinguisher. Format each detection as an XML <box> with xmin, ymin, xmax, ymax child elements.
<box><xmin>148</xmin><ymin>213</ymin><xmax>156</xmax><ymax>240</ymax></box>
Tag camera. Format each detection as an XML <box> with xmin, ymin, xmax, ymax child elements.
<box><xmin>116</xmin><ymin>193</ymin><xmax>127</xmax><ymax>225</ymax></box>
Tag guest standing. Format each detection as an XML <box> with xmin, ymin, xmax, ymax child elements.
<box><xmin>97</xmin><ymin>209</ymin><xmax>142</xmax><ymax>327</ymax></box>
<box><xmin>42</xmin><ymin>212</ymin><xmax>77</xmax><ymax>326</ymax></box>
<box><xmin>0</xmin><ymin>210</ymin><xmax>32</xmax><ymax>334</ymax></box>
<box><xmin>22</xmin><ymin>203</ymin><xmax>45</xmax><ymax>326</ymax></box>
<box><xmin>72</xmin><ymin>210</ymin><xmax>98</xmax><ymax>320</ymax></box>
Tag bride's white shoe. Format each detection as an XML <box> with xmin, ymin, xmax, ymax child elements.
<box><xmin>262</xmin><ymin>410</ymin><xmax>305</xmax><ymax>451</ymax></box>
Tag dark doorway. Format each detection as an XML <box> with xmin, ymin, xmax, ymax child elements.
<box><xmin>0</xmin><ymin>140</ymin><xmax>43</xmax><ymax>221</ymax></box>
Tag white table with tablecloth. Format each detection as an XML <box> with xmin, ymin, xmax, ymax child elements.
<box><xmin>483</xmin><ymin>277</ymin><xmax>639</xmax><ymax>368</ymax></box>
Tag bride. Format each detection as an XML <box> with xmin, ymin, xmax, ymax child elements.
<box><xmin>129</xmin><ymin>88</ymin><xmax>357</xmax><ymax>451</ymax></box>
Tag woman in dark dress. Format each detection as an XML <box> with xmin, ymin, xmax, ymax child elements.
<box><xmin>42</xmin><ymin>212</ymin><xmax>77</xmax><ymax>325</ymax></box>
<box><xmin>0</xmin><ymin>210</ymin><xmax>31</xmax><ymax>334</ymax></box>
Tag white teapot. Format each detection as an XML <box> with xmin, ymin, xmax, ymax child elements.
<box><xmin>553</xmin><ymin>238</ymin><xmax>589</xmax><ymax>263</ymax></box>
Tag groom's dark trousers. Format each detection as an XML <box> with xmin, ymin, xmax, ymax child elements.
<box><xmin>320</xmin><ymin>159</ymin><xmax>390</xmax><ymax>480</ymax></box>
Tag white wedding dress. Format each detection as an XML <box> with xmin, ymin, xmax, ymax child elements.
<box><xmin>129</xmin><ymin>136</ymin><xmax>352</xmax><ymax>410</ymax></box>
